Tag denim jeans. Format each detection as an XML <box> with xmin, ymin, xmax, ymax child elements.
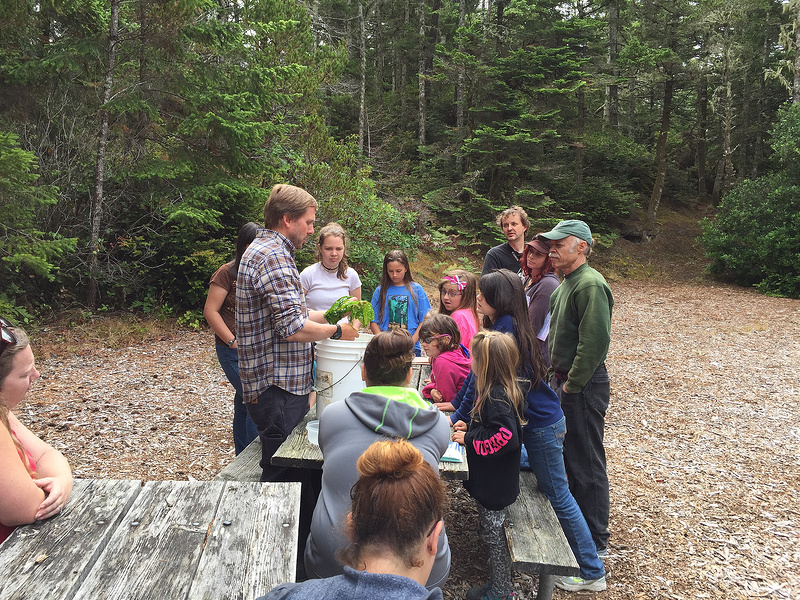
<box><xmin>246</xmin><ymin>385</ymin><xmax>310</xmax><ymax>483</ymax></box>
<box><xmin>522</xmin><ymin>416</ymin><xmax>606</xmax><ymax>580</ymax></box>
<box><xmin>552</xmin><ymin>364</ymin><xmax>611</xmax><ymax>553</ymax></box>
<box><xmin>215</xmin><ymin>344</ymin><xmax>258</xmax><ymax>455</ymax></box>
<box><xmin>245</xmin><ymin>385</ymin><xmax>319</xmax><ymax>580</ymax></box>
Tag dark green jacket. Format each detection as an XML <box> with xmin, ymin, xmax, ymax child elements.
<box><xmin>548</xmin><ymin>262</ymin><xmax>613</xmax><ymax>390</ymax></box>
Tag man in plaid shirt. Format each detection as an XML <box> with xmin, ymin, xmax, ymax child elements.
<box><xmin>236</xmin><ymin>184</ymin><xmax>360</xmax><ymax>482</ymax></box>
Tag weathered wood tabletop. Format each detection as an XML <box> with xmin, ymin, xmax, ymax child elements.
<box><xmin>217</xmin><ymin>362</ymin><xmax>469</xmax><ymax>481</ymax></box>
<box><xmin>0</xmin><ymin>478</ymin><xmax>301</xmax><ymax>600</ymax></box>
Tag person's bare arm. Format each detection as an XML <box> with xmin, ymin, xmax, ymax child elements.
<box><xmin>203</xmin><ymin>282</ymin><xmax>237</xmax><ymax>348</ymax></box>
<box><xmin>1</xmin><ymin>414</ymin><xmax>72</xmax><ymax>524</ymax></box>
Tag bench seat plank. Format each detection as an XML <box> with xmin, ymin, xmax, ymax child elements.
<box><xmin>506</xmin><ymin>472</ymin><xmax>580</xmax><ymax>577</ymax></box>
<box><xmin>0</xmin><ymin>479</ymin><xmax>142</xmax><ymax>600</ymax></box>
<box><xmin>215</xmin><ymin>438</ymin><xmax>263</xmax><ymax>483</ymax></box>
<box><xmin>188</xmin><ymin>481</ymin><xmax>300</xmax><ymax>599</ymax></box>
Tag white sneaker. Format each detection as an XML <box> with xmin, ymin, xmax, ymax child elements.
<box><xmin>553</xmin><ymin>575</ymin><xmax>607</xmax><ymax>592</ymax></box>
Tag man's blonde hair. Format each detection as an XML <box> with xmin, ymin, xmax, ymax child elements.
<box><xmin>263</xmin><ymin>184</ymin><xmax>318</xmax><ymax>229</ymax></box>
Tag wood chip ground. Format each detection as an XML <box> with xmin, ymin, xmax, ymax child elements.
<box><xmin>21</xmin><ymin>280</ymin><xmax>800</xmax><ymax>599</ymax></box>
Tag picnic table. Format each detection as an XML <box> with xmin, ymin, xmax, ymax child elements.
<box><xmin>216</xmin><ymin>362</ymin><xmax>469</xmax><ymax>482</ymax></box>
<box><xmin>0</xmin><ymin>478</ymin><xmax>300</xmax><ymax>600</ymax></box>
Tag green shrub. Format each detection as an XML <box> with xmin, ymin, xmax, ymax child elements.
<box><xmin>702</xmin><ymin>174</ymin><xmax>800</xmax><ymax>298</ymax></box>
<box><xmin>701</xmin><ymin>104</ymin><xmax>800</xmax><ymax>299</ymax></box>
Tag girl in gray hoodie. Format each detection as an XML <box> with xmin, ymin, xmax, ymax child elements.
<box><xmin>304</xmin><ymin>329</ymin><xmax>452</xmax><ymax>589</ymax></box>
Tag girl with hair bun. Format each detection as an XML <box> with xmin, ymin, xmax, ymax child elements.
<box><xmin>304</xmin><ymin>329</ymin><xmax>452</xmax><ymax>590</ymax></box>
<box><xmin>1</xmin><ymin>318</ymin><xmax>73</xmax><ymax>544</ymax></box>
<box><xmin>260</xmin><ymin>439</ymin><xmax>446</xmax><ymax>600</ymax></box>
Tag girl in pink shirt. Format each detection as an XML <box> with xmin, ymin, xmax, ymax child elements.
<box><xmin>419</xmin><ymin>314</ymin><xmax>471</xmax><ymax>411</ymax></box>
<box><xmin>435</xmin><ymin>269</ymin><xmax>479</xmax><ymax>350</ymax></box>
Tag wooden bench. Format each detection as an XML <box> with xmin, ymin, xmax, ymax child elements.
<box><xmin>217</xmin><ymin>405</ymin><xmax>469</xmax><ymax>481</ymax></box>
<box><xmin>505</xmin><ymin>471</ymin><xmax>580</xmax><ymax>600</ymax></box>
<box><xmin>215</xmin><ymin>361</ymin><xmax>459</xmax><ymax>484</ymax></box>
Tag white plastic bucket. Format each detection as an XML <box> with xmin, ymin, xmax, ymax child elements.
<box><xmin>315</xmin><ymin>333</ymin><xmax>373</xmax><ymax>420</ymax></box>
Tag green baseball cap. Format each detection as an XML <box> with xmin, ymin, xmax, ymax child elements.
<box><xmin>539</xmin><ymin>220</ymin><xmax>593</xmax><ymax>245</ymax></box>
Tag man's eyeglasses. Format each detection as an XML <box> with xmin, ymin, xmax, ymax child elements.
<box><xmin>1</xmin><ymin>317</ymin><xmax>17</xmax><ymax>357</ymax></box>
<box><xmin>441</xmin><ymin>290</ymin><xmax>462</xmax><ymax>298</ymax></box>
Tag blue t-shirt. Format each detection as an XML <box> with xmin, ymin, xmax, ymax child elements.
<box><xmin>370</xmin><ymin>282</ymin><xmax>431</xmax><ymax>353</ymax></box>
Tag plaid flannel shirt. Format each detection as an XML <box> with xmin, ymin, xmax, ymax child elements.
<box><xmin>236</xmin><ymin>229</ymin><xmax>312</xmax><ymax>402</ymax></box>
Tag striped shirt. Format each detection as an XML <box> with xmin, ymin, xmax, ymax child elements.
<box><xmin>236</xmin><ymin>229</ymin><xmax>312</xmax><ymax>402</ymax></box>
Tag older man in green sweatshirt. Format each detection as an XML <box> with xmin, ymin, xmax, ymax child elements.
<box><xmin>540</xmin><ymin>219</ymin><xmax>614</xmax><ymax>564</ymax></box>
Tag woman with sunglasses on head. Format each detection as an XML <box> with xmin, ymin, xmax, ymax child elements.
<box><xmin>1</xmin><ymin>318</ymin><xmax>73</xmax><ymax>545</ymax></box>
<box><xmin>259</xmin><ymin>439</ymin><xmax>446</xmax><ymax>600</ymax></box>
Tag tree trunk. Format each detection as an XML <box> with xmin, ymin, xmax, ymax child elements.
<box><xmin>425</xmin><ymin>0</ymin><xmax>440</xmax><ymax>104</ymax></box>
<box><xmin>455</xmin><ymin>0</ymin><xmax>466</xmax><ymax>169</ymax></box>
<box><xmin>719</xmin><ymin>26</ymin><xmax>735</xmax><ymax>199</ymax></box>
<box><xmin>375</xmin><ymin>0</ymin><xmax>383</xmax><ymax>108</ymax></box>
<box><xmin>710</xmin><ymin>132</ymin><xmax>725</xmax><ymax>207</ymax></box>
<box><xmin>401</xmin><ymin>0</ymin><xmax>409</xmax><ymax>120</ymax></box>
<box><xmin>604</xmin><ymin>0</ymin><xmax>619</xmax><ymax>129</ymax></box>
<box><xmin>358</xmin><ymin>0</ymin><xmax>366</xmax><ymax>153</ymax></box>
<box><xmin>495</xmin><ymin>0</ymin><xmax>505</xmax><ymax>54</ymax></box>
<box><xmin>752</xmin><ymin>31</ymin><xmax>769</xmax><ymax>177</ymax></box>
<box><xmin>87</xmin><ymin>0</ymin><xmax>120</xmax><ymax>310</ymax></box>
<box><xmin>628</xmin><ymin>74</ymin><xmax>636</xmax><ymax>138</ymax></box>
<box><xmin>720</xmin><ymin>78</ymin><xmax>735</xmax><ymax>198</ymax></box>
<box><xmin>696</xmin><ymin>73</ymin><xmax>709</xmax><ymax>204</ymax></box>
<box><xmin>646</xmin><ymin>74</ymin><xmax>673</xmax><ymax>233</ymax></box>
<box><xmin>794</xmin><ymin>0</ymin><xmax>800</xmax><ymax>105</ymax></box>
<box><xmin>418</xmin><ymin>0</ymin><xmax>426</xmax><ymax>146</ymax></box>
<box><xmin>738</xmin><ymin>69</ymin><xmax>750</xmax><ymax>176</ymax></box>
<box><xmin>576</xmin><ymin>86</ymin><xmax>585</xmax><ymax>187</ymax></box>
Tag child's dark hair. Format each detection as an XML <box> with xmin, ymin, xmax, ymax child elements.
<box><xmin>377</xmin><ymin>249</ymin><xmax>416</xmax><ymax>322</ymax></box>
<box><xmin>339</xmin><ymin>439</ymin><xmax>446</xmax><ymax>570</ymax></box>
<box><xmin>363</xmin><ymin>329</ymin><xmax>415</xmax><ymax>386</ymax></box>
<box><xmin>228</xmin><ymin>221</ymin><xmax>260</xmax><ymax>278</ymax></box>
<box><xmin>478</xmin><ymin>269</ymin><xmax>547</xmax><ymax>383</ymax></box>
<box><xmin>417</xmin><ymin>314</ymin><xmax>461</xmax><ymax>353</ymax></box>
<box><xmin>470</xmin><ymin>331</ymin><xmax>527</xmax><ymax>425</ymax></box>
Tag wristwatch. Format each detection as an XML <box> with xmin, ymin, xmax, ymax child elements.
<box><xmin>227</xmin><ymin>337</ymin><xmax>236</xmax><ymax>347</ymax></box>
<box><xmin>330</xmin><ymin>324</ymin><xmax>342</xmax><ymax>340</ymax></box>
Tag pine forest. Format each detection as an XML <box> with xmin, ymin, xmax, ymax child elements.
<box><xmin>2</xmin><ymin>0</ymin><xmax>800</xmax><ymax>319</ymax></box>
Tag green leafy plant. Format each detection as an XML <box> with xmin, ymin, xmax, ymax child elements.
<box><xmin>324</xmin><ymin>296</ymin><xmax>375</xmax><ymax>325</ymax></box>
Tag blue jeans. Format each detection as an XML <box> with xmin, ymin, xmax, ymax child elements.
<box><xmin>246</xmin><ymin>385</ymin><xmax>310</xmax><ymax>482</ymax></box>
<box><xmin>523</xmin><ymin>416</ymin><xmax>605</xmax><ymax>581</ymax></box>
<box><xmin>553</xmin><ymin>365</ymin><xmax>611</xmax><ymax>552</ymax></box>
<box><xmin>215</xmin><ymin>344</ymin><xmax>258</xmax><ymax>455</ymax></box>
